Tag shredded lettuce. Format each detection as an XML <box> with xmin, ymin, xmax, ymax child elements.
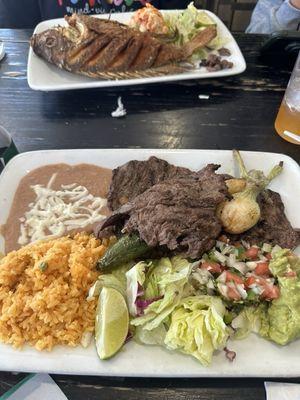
<box><xmin>126</xmin><ymin>261</ymin><xmax>147</xmax><ymax>316</ymax></box>
<box><xmin>164</xmin><ymin>2</ymin><xmax>223</xmax><ymax>60</ymax></box>
<box><xmin>164</xmin><ymin>296</ymin><xmax>229</xmax><ymax>366</ymax></box>
<box><xmin>131</xmin><ymin>256</ymin><xmax>193</xmax><ymax>330</ymax></box>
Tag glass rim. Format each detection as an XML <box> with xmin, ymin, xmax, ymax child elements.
<box><xmin>0</xmin><ymin>125</ymin><xmax>12</xmax><ymax>145</ymax></box>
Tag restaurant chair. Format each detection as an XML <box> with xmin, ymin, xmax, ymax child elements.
<box><xmin>197</xmin><ymin>0</ymin><xmax>258</xmax><ymax>32</ymax></box>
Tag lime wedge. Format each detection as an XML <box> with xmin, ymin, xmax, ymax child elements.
<box><xmin>197</xmin><ymin>11</ymin><xmax>215</xmax><ymax>26</ymax></box>
<box><xmin>95</xmin><ymin>287</ymin><xmax>129</xmax><ymax>360</ymax></box>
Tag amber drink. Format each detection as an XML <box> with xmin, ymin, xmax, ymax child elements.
<box><xmin>275</xmin><ymin>52</ymin><xmax>300</xmax><ymax>144</ymax></box>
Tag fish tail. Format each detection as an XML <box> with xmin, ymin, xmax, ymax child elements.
<box><xmin>183</xmin><ymin>26</ymin><xmax>217</xmax><ymax>58</ymax></box>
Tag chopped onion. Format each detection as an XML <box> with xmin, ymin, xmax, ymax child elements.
<box><xmin>217</xmin><ymin>271</ymin><xmax>227</xmax><ymax>284</ymax></box>
<box><xmin>216</xmin><ymin>241</ymin><xmax>225</xmax><ymax>251</ymax></box>
<box><xmin>213</xmin><ymin>250</ymin><xmax>227</xmax><ymax>264</ymax></box>
<box><xmin>191</xmin><ymin>261</ymin><xmax>201</xmax><ymax>270</ymax></box>
<box><xmin>192</xmin><ymin>269</ymin><xmax>213</xmax><ymax>285</ymax></box>
<box><xmin>262</xmin><ymin>243</ymin><xmax>272</xmax><ymax>253</ymax></box>
<box><xmin>217</xmin><ymin>283</ymin><xmax>228</xmax><ymax>297</ymax></box>
<box><xmin>207</xmin><ymin>279</ymin><xmax>215</xmax><ymax>290</ymax></box>
<box><xmin>241</xmin><ymin>240</ymin><xmax>250</xmax><ymax>249</ymax></box>
<box><xmin>236</xmin><ymin>284</ymin><xmax>247</xmax><ymax>299</ymax></box>
<box><xmin>232</xmin><ymin>261</ymin><xmax>248</xmax><ymax>275</ymax></box>
<box><xmin>249</xmin><ymin>284</ymin><xmax>263</xmax><ymax>295</ymax></box>
<box><xmin>246</xmin><ymin>261</ymin><xmax>257</xmax><ymax>271</ymax></box>
<box><xmin>227</xmin><ymin>254</ymin><xmax>236</xmax><ymax>268</ymax></box>
<box><xmin>221</xmin><ymin>245</ymin><xmax>235</xmax><ymax>255</ymax></box>
<box><xmin>258</xmin><ymin>255</ymin><xmax>268</xmax><ymax>261</ymax></box>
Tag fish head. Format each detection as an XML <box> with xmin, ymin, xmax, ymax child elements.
<box><xmin>31</xmin><ymin>28</ymin><xmax>71</xmax><ymax>68</ymax></box>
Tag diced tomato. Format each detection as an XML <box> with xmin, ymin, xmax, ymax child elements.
<box><xmin>254</xmin><ymin>262</ymin><xmax>270</xmax><ymax>276</ymax></box>
<box><xmin>285</xmin><ymin>270</ymin><xmax>297</xmax><ymax>278</ymax></box>
<box><xmin>245</xmin><ymin>247</ymin><xmax>259</xmax><ymax>260</ymax></box>
<box><xmin>227</xmin><ymin>286</ymin><xmax>242</xmax><ymax>301</ymax></box>
<box><xmin>225</xmin><ymin>271</ymin><xmax>244</xmax><ymax>285</ymax></box>
<box><xmin>245</xmin><ymin>275</ymin><xmax>267</xmax><ymax>288</ymax></box>
<box><xmin>201</xmin><ymin>261</ymin><xmax>222</xmax><ymax>274</ymax></box>
<box><xmin>245</xmin><ymin>275</ymin><xmax>256</xmax><ymax>288</ymax></box>
<box><xmin>245</xmin><ymin>275</ymin><xmax>280</xmax><ymax>300</ymax></box>
<box><xmin>265</xmin><ymin>253</ymin><xmax>272</xmax><ymax>261</ymax></box>
<box><xmin>218</xmin><ymin>235</ymin><xmax>229</xmax><ymax>243</ymax></box>
<box><xmin>261</xmin><ymin>284</ymin><xmax>280</xmax><ymax>300</ymax></box>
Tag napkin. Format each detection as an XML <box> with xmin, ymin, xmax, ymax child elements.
<box><xmin>0</xmin><ymin>374</ymin><xmax>68</xmax><ymax>400</ymax></box>
<box><xmin>265</xmin><ymin>381</ymin><xmax>300</xmax><ymax>400</ymax></box>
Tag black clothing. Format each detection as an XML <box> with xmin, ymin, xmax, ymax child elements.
<box><xmin>0</xmin><ymin>0</ymin><xmax>190</xmax><ymax>28</ymax></box>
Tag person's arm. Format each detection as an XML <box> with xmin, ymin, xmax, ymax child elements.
<box><xmin>290</xmin><ymin>0</ymin><xmax>300</xmax><ymax>9</ymax></box>
<box><xmin>246</xmin><ymin>0</ymin><xmax>300</xmax><ymax>34</ymax></box>
<box><xmin>0</xmin><ymin>0</ymin><xmax>41</xmax><ymax>28</ymax></box>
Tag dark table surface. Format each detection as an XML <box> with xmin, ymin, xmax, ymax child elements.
<box><xmin>0</xmin><ymin>28</ymin><xmax>299</xmax><ymax>400</ymax></box>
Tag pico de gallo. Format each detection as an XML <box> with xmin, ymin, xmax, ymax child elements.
<box><xmin>192</xmin><ymin>238</ymin><xmax>283</xmax><ymax>303</ymax></box>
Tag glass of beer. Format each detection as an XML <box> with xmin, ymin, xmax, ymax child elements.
<box><xmin>275</xmin><ymin>51</ymin><xmax>300</xmax><ymax>144</ymax></box>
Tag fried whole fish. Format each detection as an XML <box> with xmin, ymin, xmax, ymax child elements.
<box><xmin>30</xmin><ymin>14</ymin><xmax>217</xmax><ymax>79</ymax></box>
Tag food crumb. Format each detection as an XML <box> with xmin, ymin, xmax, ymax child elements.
<box><xmin>218</xmin><ymin>47</ymin><xmax>231</xmax><ymax>57</ymax></box>
<box><xmin>111</xmin><ymin>96</ymin><xmax>127</xmax><ymax>118</ymax></box>
<box><xmin>200</xmin><ymin>53</ymin><xmax>233</xmax><ymax>72</ymax></box>
<box><xmin>198</xmin><ymin>94</ymin><xmax>210</xmax><ymax>99</ymax></box>
<box><xmin>221</xmin><ymin>59</ymin><xmax>234</xmax><ymax>70</ymax></box>
<box><xmin>224</xmin><ymin>346</ymin><xmax>236</xmax><ymax>362</ymax></box>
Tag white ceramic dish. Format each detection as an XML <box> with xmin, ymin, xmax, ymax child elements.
<box><xmin>27</xmin><ymin>10</ymin><xmax>246</xmax><ymax>91</ymax></box>
<box><xmin>0</xmin><ymin>149</ymin><xmax>299</xmax><ymax>377</ymax></box>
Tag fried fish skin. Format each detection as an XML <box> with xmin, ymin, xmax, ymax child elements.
<box><xmin>30</xmin><ymin>14</ymin><xmax>217</xmax><ymax>79</ymax></box>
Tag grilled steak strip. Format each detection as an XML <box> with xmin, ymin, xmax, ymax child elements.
<box><xmin>107</xmin><ymin>156</ymin><xmax>200</xmax><ymax>210</ymax></box>
<box><xmin>96</xmin><ymin>164</ymin><xmax>229</xmax><ymax>259</ymax></box>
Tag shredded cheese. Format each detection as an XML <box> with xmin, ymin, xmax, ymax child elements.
<box><xmin>18</xmin><ymin>174</ymin><xmax>107</xmax><ymax>246</ymax></box>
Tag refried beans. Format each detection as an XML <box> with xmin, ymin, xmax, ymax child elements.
<box><xmin>2</xmin><ymin>163</ymin><xmax>112</xmax><ymax>253</ymax></box>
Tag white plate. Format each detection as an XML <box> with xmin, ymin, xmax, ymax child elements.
<box><xmin>27</xmin><ymin>11</ymin><xmax>246</xmax><ymax>91</ymax></box>
<box><xmin>0</xmin><ymin>149</ymin><xmax>299</xmax><ymax>377</ymax></box>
